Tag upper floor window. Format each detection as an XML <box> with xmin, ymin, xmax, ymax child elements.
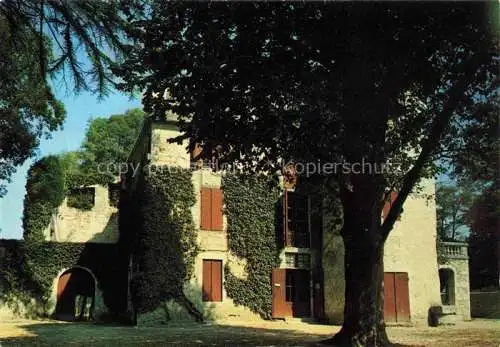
<box><xmin>200</xmin><ymin>187</ymin><xmax>224</xmax><ymax>231</ymax></box>
<box><xmin>382</xmin><ymin>191</ymin><xmax>402</xmax><ymax>222</ymax></box>
<box><xmin>284</xmin><ymin>191</ymin><xmax>309</xmax><ymax>248</ymax></box>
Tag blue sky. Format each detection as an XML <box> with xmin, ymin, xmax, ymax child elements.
<box><xmin>0</xmin><ymin>90</ymin><xmax>141</xmax><ymax>239</ymax></box>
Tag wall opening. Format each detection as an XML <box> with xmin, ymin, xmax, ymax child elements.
<box><xmin>55</xmin><ymin>267</ymin><xmax>96</xmax><ymax>321</ymax></box>
<box><xmin>439</xmin><ymin>268</ymin><xmax>456</xmax><ymax>306</ymax></box>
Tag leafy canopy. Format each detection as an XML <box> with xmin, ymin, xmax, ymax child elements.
<box><xmin>78</xmin><ymin>108</ymin><xmax>144</xmax><ymax>184</ymax></box>
<box><xmin>115</xmin><ymin>3</ymin><xmax>498</xmax><ymax>341</ymax></box>
<box><xmin>117</xmin><ymin>2</ymin><xmax>498</xmax><ymax>232</ymax></box>
<box><xmin>0</xmin><ymin>0</ymin><xmax>145</xmax><ymax>197</ymax></box>
<box><xmin>436</xmin><ymin>182</ymin><xmax>478</xmax><ymax>241</ymax></box>
<box><xmin>0</xmin><ymin>22</ymin><xmax>65</xmax><ymax>197</ymax></box>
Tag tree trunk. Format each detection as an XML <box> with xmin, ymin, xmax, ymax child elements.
<box><xmin>323</xmin><ymin>183</ymin><xmax>390</xmax><ymax>346</ymax></box>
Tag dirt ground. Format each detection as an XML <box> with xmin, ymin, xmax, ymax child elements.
<box><xmin>0</xmin><ymin>318</ymin><xmax>498</xmax><ymax>346</ymax></box>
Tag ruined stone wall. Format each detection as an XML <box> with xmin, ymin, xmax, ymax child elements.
<box><xmin>42</xmin><ymin>185</ymin><xmax>118</xmax><ymax>243</ymax></box>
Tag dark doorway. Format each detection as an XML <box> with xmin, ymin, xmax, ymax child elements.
<box><xmin>272</xmin><ymin>268</ymin><xmax>311</xmax><ymax>318</ymax></box>
<box><xmin>55</xmin><ymin>267</ymin><xmax>95</xmax><ymax>321</ymax></box>
<box><xmin>439</xmin><ymin>268</ymin><xmax>455</xmax><ymax>305</ymax></box>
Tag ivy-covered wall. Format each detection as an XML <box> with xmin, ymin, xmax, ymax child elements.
<box><xmin>1</xmin><ymin>155</ymin><xmax>128</xmax><ymax>319</ymax></box>
<box><xmin>222</xmin><ymin>174</ymin><xmax>282</xmax><ymax>318</ymax></box>
<box><xmin>23</xmin><ymin>156</ymin><xmax>66</xmax><ymax>243</ymax></box>
<box><xmin>128</xmin><ymin>168</ymin><xmax>201</xmax><ymax>321</ymax></box>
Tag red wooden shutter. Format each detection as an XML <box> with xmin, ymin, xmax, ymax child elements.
<box><xmin>202</xmin><ymin>260</ymin><xmax>212</xmax><ymax>301</ymax></box>
<box><xmin>202</xmin><ymin>260</ymin><xmax>222</xmax><ymax>302</ymax></box>
<box><xmin>211</xmin><ymin>188</ymin><xmax>224</xmax><ymax>231</ymax></box>
<box><xmin>395</xmin><ymin>272</ymin><xmax>410</xmax><ymax>322</ymax></box>
<box><xmin>272</xmin><ymin>269</ymin><xmax>287</xmax><ymax>318</ymax></box>
<box><xmin>200</xmin><ymin>188</ymin><xmax>212</xmax><ymax>230</ymax></box>
<box><xmin>384</xmin><ymin>272</ymin><xmax>410</xmax><ymax>323</ymax></box>
<box><xmin>211</xmin><ymin>260</ymin><xmax>223</xmax><ymax>302</ymax></box>
<box><xmin>384</xmin><ymin>272</ymin><xmax>397</xmax><ymax>322</ymax></box>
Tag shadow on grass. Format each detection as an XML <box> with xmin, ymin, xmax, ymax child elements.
<box><xmin>0</xmin><ymin>321</ymin><xmax>418</xmax><ymax>346</ymax></box>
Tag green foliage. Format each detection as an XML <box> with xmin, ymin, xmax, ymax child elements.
<box><xmin>0</xmin><ymin>22</ymin><xmax>65</xmax><ymax>197</ymax></box>
<box><xmin>436</xmin><ymin>182</ymin><xmax>478</xmax><ymax>241</ymax></box>
<box><xmin>468</xmin><ymin>186</ymin><xmax>500</xmax><ymax>289</ymax></box>
<box><xmin>24</xmin><ymin>109</ymin><xmax>144</xmax><ymax>211</ymax></box>
<box><xmin>115</xmin><ymin>6</ymin><xmax>497</xmax><ymax>337</ymax></box>
<box><xmin>0</xmin><ymin>0</ymin><xmax>145</xmax><ymax>196</ymax></box>
<box><xmin>0</xmin><ymin>0</ymin><xmax>146</xmax><ymax>95</ymax></box>
<box><xmin>116</xmin><ymin>2</ymin><xmax>497</xmax><ymax>238</ymax></box>
<box><xmin>79</xmin><ymin>109</ymin><xmax>144</xmax><ymax>184</ymax></box>
<box><xmin>8</xmin><ymin>109</ymin><xmax>143</xmax><ymax>318</ymax></box>
<box><xmin>22</xmin><ymin>156</ymin><xmax>65</xmax><ymax>242</ymax></box>
<box><xmin>131</xmin><ymin>168</ymin><xmax>199</xmax><ymax>315</ymax></box>
<box><xmin>67</xmin><ymin>188</ymin><xmax>95</xmax><ymax>210</ymax></box>
<box><xmin>20</xmin><ymin>156</ymin><xmax>89</xmax><ymax>303</ymax></box>
<box><xmin>23</xmin><ymin>243</ymin><xmax>86</xmax><ymax>295</ymax></box>
<box><xmin>222</xmin><ymin>174</ymin><xmax>281</xmax><ymax>318</ymax></box>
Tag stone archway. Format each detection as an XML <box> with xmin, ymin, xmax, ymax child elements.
<box><xmin>55</xmin><ymin>267</ymin><xmax>96</xmax><ymax>321</ymax></box>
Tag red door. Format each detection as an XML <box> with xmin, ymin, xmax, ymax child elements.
<box><xmin>272</xmin><ymin>269</ymin><xmax>311</xmax><ymax>318</ymax></box>
<box><xmin>272</xmin><ymin>269</ymin><xmax>288</xmax><ymax>318</ymax></box>
<box><xmin>384</xmin><ymin>272</ymin><xmax>397</xmax><ymax>322</ymax></box>
<box><xmin>57</xmin><ymin>272</ymin><xmax>71</xmax><ymax>300</ymax></box>
<box><xmin>394</xmin><ymin>272</ymin><xmax>410</xmax><ymax>322</ymax></box>
<box><xmin>384</xmin><ymin>272</ymin><xmax>410</xmax><ymax>323</ymax></box>
<box><xmin>202</xmin><ymin>260</ymin><xmax>222</xmax><ymax>302</ymax></box>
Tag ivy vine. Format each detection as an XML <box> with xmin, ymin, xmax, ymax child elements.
<box><xmin>22</xmin><ymin>156</ymin><xmax>65</xmax><ymax>243</ymax></box>
<box><xmin>222</xmin><ymin>173</ymin><xmax>282</xmax><ymax>318</ymax></box>
<box><xmin>129</xmin><ymin>168</ymin><xmax>201</xmax><ymax>320</ymax></box>
<box><xmin>2</xmin><ymin>155</ymin><xmax>127</xmax><ymax>317</ymax></box>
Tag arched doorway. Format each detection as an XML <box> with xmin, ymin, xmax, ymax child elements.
<box><xmin>439</xmin><ymin>268</ymin><xmax>456</xmax><ymax>306</ymax></box>
<box><xmin>55</xmin><ymin>267</ymin><xmax>95</xmax><ymax>321</ymax></box>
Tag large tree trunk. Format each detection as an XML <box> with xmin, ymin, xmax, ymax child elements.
<box><xmin>323</xmin><ymin>180</ymin><xmax>390</xmax><ymax>346</ymax></box>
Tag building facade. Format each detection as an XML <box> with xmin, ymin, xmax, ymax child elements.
<box><xmin>133</xmin><ymin>118</ymin><xmax>448</xmax><ymax>325</ymax></box>
<box><xmin>0</xmin><ymin>116</ymin><xmax>472</xmax><ymax>325</ymax></box>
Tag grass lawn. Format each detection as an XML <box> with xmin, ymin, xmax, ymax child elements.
<box><xmin>0</xmin><ymin>319</ymin><xmax>498</xmax><ymax>346</ymax></box>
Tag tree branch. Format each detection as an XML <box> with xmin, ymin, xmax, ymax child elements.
<box><xmin>381</xmin><ymin>53</ymin><xmax>488</xmax><ymax>241</ymax></box>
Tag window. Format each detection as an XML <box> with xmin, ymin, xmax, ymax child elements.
<box><xmin>202</xmin><ymin>259</ymin><xmax>222</xmax><ymax>302</ymax></box>
<box><xmin>382</xmin><ymin>191</ymin><xmax>402</xmax><ymax>221</ymax></box>
<box><xmin>285</xmin><ymin>270</ymin><xmax>310</xmax><ymax>303</ymax></box>
<box><xmin>67</xmin><ymin>187</ymin><xmax>95</xmax><ymax>210</ymax></box>
<box><xmin>296</xmin><ymin>253</ymin><xmax>311</xmax><ymax>269</ymax></box>
<box><xmin>285</xmin><ymin>252</ymin><xmax>311</xmax><ymax>269</ymax></box>
<box><xmin>284</xmin><ymin>191</ymin><xmax>309</xmax><ymax>247</ymax></box>
<box><xmin>200</xmin><ymin>188</ymin><xmax>224</xmax><ymax>231</ymax></box>
<box><xmin>285</xmin><ymin>253</ymin><xmax>296</xmax><ymax>267</ymax></box>
<box><xmin>108</xmin><ymin>183</ymin><xmax>120</xmax><ymax>207</ymax></box>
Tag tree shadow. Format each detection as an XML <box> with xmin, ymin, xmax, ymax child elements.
<box><xmin>0</xmin><ymin>321</ymin><xmax>419</xmax><ymax>346</ymax></box>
